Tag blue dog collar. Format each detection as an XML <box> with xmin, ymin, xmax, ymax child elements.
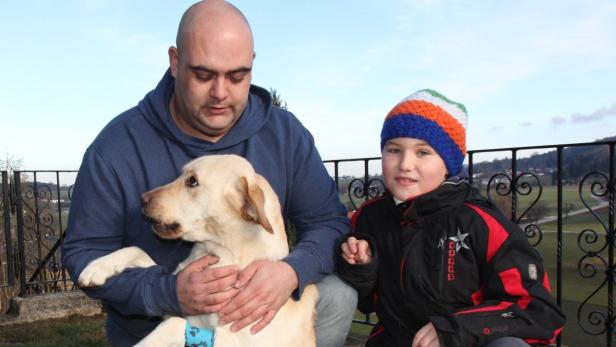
<box><xmin>185</xmin><ymin>321</ymin><xmax>215</xmax><ymax>347</ymax></box>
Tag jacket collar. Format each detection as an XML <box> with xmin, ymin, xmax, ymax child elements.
<box><xmin>386</xmin><ymin>177</ymin><xmax>471</xmax><ymax>223</ymax></box>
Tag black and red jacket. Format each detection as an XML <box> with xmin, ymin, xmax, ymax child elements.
<box><xmin>337</xmin><ymin>178</ymin><xmax>565</xmax><ymax>347</ymax></box>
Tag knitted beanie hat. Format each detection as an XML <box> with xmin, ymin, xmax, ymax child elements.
<box><xmin>380</xmin><ymin>89</ymin><xmax>468</xmax><ymax>175</ymax></box>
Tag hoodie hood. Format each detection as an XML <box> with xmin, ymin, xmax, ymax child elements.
<box><xmin>137</xmin><ymin>68</ymin><xmax>273</xmax><ymax>156</ymax></box>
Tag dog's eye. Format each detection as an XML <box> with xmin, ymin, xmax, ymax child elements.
<box><xmin>185</xmin><ymin>176</ymin><xmax>199</xmax><ymax>188</ymax></box>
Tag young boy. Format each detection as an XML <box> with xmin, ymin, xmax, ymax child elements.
<box><xmin>338</xmin><ymin>89</ymin><xmax>565</xmax><ymax>347</ymax></box>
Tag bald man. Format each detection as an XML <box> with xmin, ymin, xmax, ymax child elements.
<box><xmin>63</xmin><ymin>1</ymin><xmax>357</xmax><ymax>346</ymax></box>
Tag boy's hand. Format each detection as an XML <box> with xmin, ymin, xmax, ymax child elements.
<box><xmin>412</xmin><ymin>322</ymin><xmax>439</xmax><ymax>347</ymax></box>
<box><xmin>340</xmin><ymin>236</ymin><xmax>373</xmax><ymax>264</ymax></box>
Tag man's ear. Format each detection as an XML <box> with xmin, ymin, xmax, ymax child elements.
<box><xmin>239</xmin><ymin>176</ymin><xmax>274</xmax><ymax>234</ymax></box>
<box><xmin>168</xmin><ymin>46</ymin><xmax>179</xmax><ymax>78</ymax></box>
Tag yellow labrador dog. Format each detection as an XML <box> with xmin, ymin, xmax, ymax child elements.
<box><xmin>78</xmin><ymin>154</ymin><xmax>318</xmax><ymax>347</ymax></box>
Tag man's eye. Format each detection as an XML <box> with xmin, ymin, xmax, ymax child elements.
<box><xmin>185</xmin><ymin>176</ymin><xmax>199</xmax><ymax>187</ymax></box>
<box><xmin>229</xmin><ymin>72</ymin><xmax>248</xmax><ymax>83</ymax></box>
<box><xmin>195</xmin><ymin>73</ymin><xmax>214</xmax><ymax>81</ymax></box>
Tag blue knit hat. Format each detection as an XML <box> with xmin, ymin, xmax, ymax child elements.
<box><xmin>381</xmin><ymin>89</ymin><xmax>468</xmax><ymax>175</ymax></box>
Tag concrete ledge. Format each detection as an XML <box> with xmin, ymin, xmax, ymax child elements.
<box><xmin>344</xmin><ymin>333</ymin><xmax>368</xmax><ymax>347</ymax></box>
<box><xmin>0</xmin><ymin>290</ymin><xmax>102</xmax><ymax>326</ymax></box>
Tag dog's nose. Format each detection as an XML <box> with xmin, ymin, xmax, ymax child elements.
<box><xmin>141</xmin><ymin>191</ymin><xmax>152</xmax><ymax>206</ymax></box>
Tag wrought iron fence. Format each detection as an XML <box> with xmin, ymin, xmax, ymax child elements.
<box><xmin>0</xmin><ymin>140</ymin><xmax>615</xmax><ymax>346</ymax></box>
<box><xmin>0</xmin><ymin>170</ymin><xmax>77</xmax><ymax>297</ymax></box>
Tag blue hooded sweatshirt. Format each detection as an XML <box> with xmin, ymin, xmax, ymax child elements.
<box><xmin>62</xmin><ymin>70</ymin><xmax>350</xmax><ymax>345</ymax></box>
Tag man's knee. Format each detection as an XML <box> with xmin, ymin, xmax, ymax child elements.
<box><xmin>316</xmin><ymin>274</ymin><xmax>357</xmax><ymax>316</ymax></box>
<box><xmin>314</xmin><ymin>275</ymin><xmax>357</xmax><ymax>347</ymax></box>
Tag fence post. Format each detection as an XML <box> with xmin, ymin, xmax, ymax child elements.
<box><xmin>2</xmin><ymin>171</ymin><xmax>15</xmax><ymax>285</ymax></box>
<box><xmin>608</xmin><ymin>144</ymin><xmax>615</xmax><ymax>347</ymax></box>
<box><xmin>13</xmin><ymin>172</ymin><xmax>27</xmax><ymax>296</ymax></box>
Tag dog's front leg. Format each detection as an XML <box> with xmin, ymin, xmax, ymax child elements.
<box><xmin>78</xmin><ymin>246</ymin><xmax>156</xmax><ymax>287</ymax></box>
<box><xmin>134</xmin><ymin>316</ymin><xmax>186</xmax><ymax>347</ymax></box>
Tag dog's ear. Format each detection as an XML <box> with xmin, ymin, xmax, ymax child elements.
<box><xmin>239</xmin><ymin>176</ymin><xmax>274</xmax><ymax>234</ymax></box>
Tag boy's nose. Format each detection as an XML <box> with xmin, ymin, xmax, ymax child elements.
<box><xmin>399</xmin><ymin>154</ymin><xmax>415</xmax><ymax>171</ymax></box>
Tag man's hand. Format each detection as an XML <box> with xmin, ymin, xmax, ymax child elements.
<box><xmin>412</xmin><ymin>322</ymin><xmax>439</xmax><ymax>347</ymax></box>
<box><xmin>341</xmin><ymin>236</ymin><xmax>373</xmax><ymax>264</ymax></box>
<box><xmin>176</xmin><ymin>255</ymin><xmax>240</xmax><ymax>315</ymax></box>
<box><xmin>218</xmin><ymin>260</ymin><xmax>298</xmax><ymax>334</ymax></box>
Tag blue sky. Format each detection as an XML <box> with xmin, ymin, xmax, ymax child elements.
<box><xmin>1</xmin><ymin>0</ymin><xmax>615</xmax><ymax>170</ymax></box>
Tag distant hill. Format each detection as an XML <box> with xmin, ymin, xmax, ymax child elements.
<box><xmin>470</xmin><ymin>136</ymin><xmax>616</xmax><ymax>183</ymax></box>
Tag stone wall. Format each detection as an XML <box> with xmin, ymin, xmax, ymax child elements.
<box><xmin>0</xmin><ymin>290</ymin><xmax>102</xmax><ymax>326</ymax></box>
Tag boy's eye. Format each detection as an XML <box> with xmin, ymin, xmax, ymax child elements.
<box><xmin>385</xmin><ymin>147</ymin><xmax>400</xmax><ymax>154</ymax></box>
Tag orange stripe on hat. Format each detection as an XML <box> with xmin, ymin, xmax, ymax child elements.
<box><xmin>386</xmin><ymin>100</ymin><xmax>466</xmax><ymax>154</ymax></box>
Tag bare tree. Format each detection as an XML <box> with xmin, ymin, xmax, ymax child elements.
<box><xmin>269</xmin><ymin>88</ymin><xmax>288</xmax><ymax>110</ymax></box>
<box><xmin>0</xmin><ymin>152</ymin><xmax>23</xmax><ymax>178</ymax></box>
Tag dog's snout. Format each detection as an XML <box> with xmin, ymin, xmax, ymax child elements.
<box><xmin>141</xmin><ymin>191</ymin><xmax>152</xmax><ymax>206</ymax></box>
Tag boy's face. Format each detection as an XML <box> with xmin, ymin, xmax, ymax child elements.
<box><xmin>382</xmin><ymin>137</ymin><xmax>448</xmax><ymax>201</ymax></box>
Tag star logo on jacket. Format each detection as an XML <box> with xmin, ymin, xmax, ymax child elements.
<box><xmin>448</xmin><ymin>228</ymin><xmax>470</xmax><ymax>252</ymax></box>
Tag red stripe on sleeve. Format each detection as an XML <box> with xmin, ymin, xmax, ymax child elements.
<box><xmin>543</xmin><ymin>270</ymin><xmax>552</xmax><ymax>294</ymax></box>
<box><xmin>368</xmin><ymin>324</ymin><xmax>385</xmax><ymax>340</ymax></box>
<box><xmin>525</xmin><ymin>326</ymin><xmax>562</xmax><ymax>345</ymax></box>
<box><xmin>471</xmin><ymin>287</ymin><xmax>484</xmax><ymax>305</ymax></box>
<box><xmin>499</xmin><ymin>268</ymin><xmax>532</xmax><ymax>309</ymax></box>
<box><xmin>454</xmin><ymin>301</ymin><xmax>513</xmax><ymax>315</ymax></box>
<box><xmin>466</xmin><ymin>204</ymin><xmax>509</xmax><ymax>263</ymax></box>
<box><xmin>350</xmin><ymin>209</ymin><xmax>360</xmax><ymax>230</ymax></box>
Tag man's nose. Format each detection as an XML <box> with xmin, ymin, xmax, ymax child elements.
<box><xmin>210</xmin><ymin>77</ymin><xmax>229</xmax><ymax>100</ymax></box>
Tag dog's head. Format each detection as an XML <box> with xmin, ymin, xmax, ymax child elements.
<box><xmin>141</xmin><ymin>154</ymin><xmax>282</xmax><ymax>244</ymax></box>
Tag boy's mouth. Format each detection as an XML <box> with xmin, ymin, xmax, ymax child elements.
<box><xmin>396</xmin><ymin>177</ymin><xmax>417</xmax><ymax>185</ymax></box>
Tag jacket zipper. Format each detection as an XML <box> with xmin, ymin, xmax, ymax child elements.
<box><xmin>438</xmin><ymin>230</ymin><xmax>447</xmax><ymax>292</ymax></box>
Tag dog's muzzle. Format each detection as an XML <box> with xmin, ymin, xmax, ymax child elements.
<box><xmin>145</xmin><ymin>216</ymin><xmax>181</xmax><ymax>238</ymax></box>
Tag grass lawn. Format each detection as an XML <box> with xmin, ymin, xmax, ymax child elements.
<box><xmin>0</xmin><ymin>314</ymin><xmax>109</xmax><ymax>347</ymax></box>
<box><xmin>514</xmin><ymin>184</ymin><xmax>600</xmax><ymax>212</ymax></box>
<box><xmin>0</xmin><ymin>307</ymin><xmax>610</xmax><ymax>347</ymax></box>
<box><xmin>0</xmin><ymin>314</ymin><xmax>372</xmax><ymax>346</ymax></box>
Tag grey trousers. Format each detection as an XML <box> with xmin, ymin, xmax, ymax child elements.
<box><xmin>315</xmin><ymin>274</ymin><xmax>358</xmax><ymax>347</ymax></box>
<box><xmin>484</xmin><ymin>336</ymin><xmax>531</xmax><ymax>347</ymax></box>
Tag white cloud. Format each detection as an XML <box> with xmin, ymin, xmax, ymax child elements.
<box><xmin>571</xmin><ymin>103</ymin><xmax>616</xmax><ymax>123</ymax></box>
<box><xmin>551</xmin><ymin>116</ymin><xmax>567</xmax><ymax>126</ymax></box>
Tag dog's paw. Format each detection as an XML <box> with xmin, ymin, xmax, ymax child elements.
<box><xmin>77</xmin><ymin>257</ymin><xmax>123</xmax><ymax>287</ymax></box>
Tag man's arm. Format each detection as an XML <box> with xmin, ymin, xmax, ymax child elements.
<box><xmin>62</xmin><ymin>147</ymin><xmax>182</xmax><ymax>317</ymax></box>
<box><xmin>282</xmin><ymin>128</ymin><xmax>351</xmax><ymax>294</ymax></box>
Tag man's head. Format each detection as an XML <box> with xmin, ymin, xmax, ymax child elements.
<box><xmin>380</xmin><ymin>89</ymin><xmax>468</xmax><ymax>200</ymax></box>
<box><xmin>169</xmin><ymin>0</ymin><xmax>255</xmax><ymax>142</ymax></box>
